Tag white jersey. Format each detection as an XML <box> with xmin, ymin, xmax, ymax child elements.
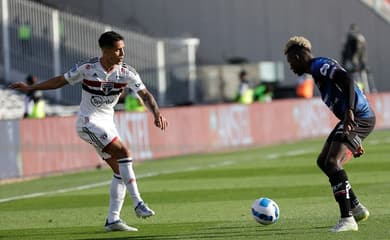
<box><xmin>64</xmin><ymin>57</ymin><xmax>146</xmax><ymax>122</ymax></box>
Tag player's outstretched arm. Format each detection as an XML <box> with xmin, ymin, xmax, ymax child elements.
<box><xmin>137</xmin><ymin>88</ymin><xmax>168</xmax><ymax>131</ymax></box>
<box><xmin>9</xmin><ymin>75</ymin><xmax>68</xmax><ymax>93</ymax></box>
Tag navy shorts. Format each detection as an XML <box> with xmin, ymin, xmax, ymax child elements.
<box><xmin>326</xmin><ymin>117</ymin><xmax>376</xmax><ymax>152</ymax></box>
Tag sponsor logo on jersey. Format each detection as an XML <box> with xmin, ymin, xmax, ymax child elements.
<box><xmin>90</xmin><ymin>96</ymin><xmax>115</xmax><ymax>107</ymax></box>
<box><xmin>91</xmin><ymin>96</ymin><xmax>104</xmax><ymax>107</ymax></box>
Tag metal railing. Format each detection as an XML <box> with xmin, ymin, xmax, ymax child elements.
<box><xmin>0</xmin><ymin>0</ymin><xmax>199</xmax><ymax>106</ymax></box>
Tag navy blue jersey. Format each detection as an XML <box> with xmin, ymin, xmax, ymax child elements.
<box><xmin>310</xmin><ymin>57</ymin><xmax>374</xmax><ymax>120</ymax></box>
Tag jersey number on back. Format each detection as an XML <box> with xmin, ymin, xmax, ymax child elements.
<box><xmin>320</xmin><ymin>64</ymin><xmax>330</xmax><ymax>76</ymax></box>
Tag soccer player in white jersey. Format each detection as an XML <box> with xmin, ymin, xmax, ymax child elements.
<box><xmin>10</xmin><ymin>31</ymin><xmax>168</xmax><ymax>232</ymax></box>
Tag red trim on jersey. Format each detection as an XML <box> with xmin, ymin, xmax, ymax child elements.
<box><xmin>102</xmin><ymin>136</ymin><xmax>118</xmax><ymax>153</ymax></box>
<box><xmin>83</xmin><ymin>79</ymin><xmax>127</xmax><ymax>88</ymax></box>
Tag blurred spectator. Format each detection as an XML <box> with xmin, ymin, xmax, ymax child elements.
<box><xmin>24</xmin><ymin>75</ymin><xmax>45</xmax><ymax>118</ymax></box>
<box><xmin>341</xmin><ymin>24</ymin><xmax>370</xmax><ymax>93</ymax></box>
<box><xmin>18</xmin><ymin>21</ymin><xmax>33</xmax><ymax>56</ymax></box>
<box><xmin>295</xmin><ymin>73</ymin><xmax>314</xmax><ymax>98</ymax></box>
<box><xmin>125</xmin><ymin>89</ymin><xmax>146</xmax><ymax>112</ymax></box>
<box><xmin>235</xmin><ymin>70</ymin><xmax>253</xmax><ymax>104</ymax></box>
<box><xmin>254</xmin><ymin>82</ymin><xmax>273</xmax><ymax>103</ymax></box>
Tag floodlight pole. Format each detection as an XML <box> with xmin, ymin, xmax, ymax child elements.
<box><xmin>157</xmin><ymin>40</ymin><xmax>166</xmax><ymax>106</ymax></box>
<box><xmin>1</xmin><ymin>0</ymin><xmax>10</xmax><ymax>83</ymax></box>
<box><xmin>52</xmin><ymin>9</ymin><xmax>61</xmax><ymax>101</ymax></box>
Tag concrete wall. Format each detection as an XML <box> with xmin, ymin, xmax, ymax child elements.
<box><xmin>38</xmin><ymin>0</ymin><xmax>390</xmax><ymax>91</ymax></box>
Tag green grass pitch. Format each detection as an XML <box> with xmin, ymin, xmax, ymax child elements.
<box><xmin>1</xmin><ymin>130</ymin><xmax>389</xmax><ymax>240</ymax></box>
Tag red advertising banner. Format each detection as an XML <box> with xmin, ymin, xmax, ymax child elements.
<box><xmin>17</xmin><ymin>93</ymin><xmax>390</xmax><ymax>178</ymax></box>
<box><xmin>20</xmin><ymin>116</ymin><xmax>100</xmax><ymax>176</ymax></box>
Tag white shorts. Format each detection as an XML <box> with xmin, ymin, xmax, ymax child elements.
<box><xmin>76</xmin><ymin>116</ymin><xmax>119</xmax><ymax>160</ymax></box>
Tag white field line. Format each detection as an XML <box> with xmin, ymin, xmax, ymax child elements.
<box><xmin>0</xmin><ymin>149</ymin><xmax>315</xmax><ymax>204</ymax></box>
<box><xmin>265</xmin><ymin>149</ymin><xmax>315</xmax><ymax>159</ymax></box>
<box><xmin>0</xmin><ymin>160</ymin><xmax>234</xmax><ymax>204</ymax></box>
<box><xmin>366</xmin><ymin>137</ymin><xmax>390</xmax><ymax>145</ymax></box>
<box><xmin>264</xmin><ymin>136</ymin><xmax>390</xmax><ymax>160</ymax></box>
<box><xmin>1</xmin><ymin>138</ymin><xmax>385</xmax><ymax>204</ymax></box>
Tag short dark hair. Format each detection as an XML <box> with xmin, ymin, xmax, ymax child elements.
<box><xmin>98</xmin><ymin>31</ymin><xmax>124</xmax><ymax>48</ymax></box>
<box><xmin>26</xmin><ymin>74</ymin><xmax>37</xmax><ymax>85</ymax></box>
<box><xmin>239</xmin><ymin>70</ymin><xmax>247</xmax><ymax>78</ymax></box>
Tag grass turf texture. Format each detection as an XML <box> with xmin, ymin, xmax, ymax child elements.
<box><xmin>0</xmin><ymin>130</ymin><xmax>389</xmax><ymax>240</ymax></box>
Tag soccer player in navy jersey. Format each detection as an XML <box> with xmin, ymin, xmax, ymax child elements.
<box><xmin>284</xmin><ymin>36</ymin><xmax>376</xmax><ymax>232</ymax></box>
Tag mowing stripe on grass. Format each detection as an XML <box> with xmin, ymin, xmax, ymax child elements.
<box><xmin>0</xmin><ymin>138</ymin><xmax>384</xmax><ymax>203</ymax></box>
<box><xmin>0</xmin><ymin>149</ymin><xmax>320</xmax><ymax>203</ymax></box>
<box><xmin>0</xmin><ymin>160</ymin><xmax>235</xmax><ymax>203</ymax></box>
<box><xmin>0</xmin><ymin>147</ymin><xmax>326</xmax><ymax>204</ymax></box>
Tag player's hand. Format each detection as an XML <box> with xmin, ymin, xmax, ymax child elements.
<box><xmin>343</xmin><ymin>109</ymin><xmax>357</xmax><ymax>134</ymax></box>
<box><xmin>8</xmin><ymin>82</ymin><xmax>30</xmax><ymax>93</ymax></box>
<box><xmin>154</xmin><ymin>115</ymin><xmax>168</xmax><ymax>131</ymax></box>
<box><xmin>353</xmin><ymin>145</ymin><xmax>364</xmax><ymax>158</ymax></box>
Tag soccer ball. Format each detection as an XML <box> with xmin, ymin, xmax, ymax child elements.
<box><xmin>251</xmin><ymin>197</ymin><xmax>280</xmax><ymax>225</ymax></box>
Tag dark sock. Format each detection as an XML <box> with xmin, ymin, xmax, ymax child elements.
<box><xmin>329</xmin><ymin>170</ymin><xmax>352</xmax><ymax>218</ymax></box>
<box><xmin>349</xmin><ymin>188</ymin><xmax>360</xmax><ymax>209</ymax></box>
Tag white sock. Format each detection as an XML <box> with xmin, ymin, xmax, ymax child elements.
<box><xmin>107</xmin><ymin>174</ymin><xmax>126</xmax><ymax>223</ymax></box>
<box><xmin>118</xmin><ymin>158</ymin><xmax>143</xmax><ymax>207</ymax></box>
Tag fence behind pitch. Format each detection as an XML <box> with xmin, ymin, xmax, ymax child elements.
<box><xmin>1</xmin><ymin>0</ymin><xmax>198</xmax><ymax>106</ymax></box>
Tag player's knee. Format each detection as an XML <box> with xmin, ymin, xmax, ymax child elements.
<box><xmin>317</xmin><ymin>155</ymin><xmax>341</xmax><ymax>176</ymax></box>
<box><xmin>116</xmin><ymin>150</ymin><xmax>130</xmax><ymax>159</ymax></box>
<box><xmin>316</xmin><ymin>155</ymin><xmax>326</xmax><ymax>172</ymax></box>
<box><xmin>109</xmin><ymin>147</ymin><xmax>130</xmax><ymax>159</ymax></box>
<box><xmin>323</xmin><ymin>158</ymin><xmax>341</xmax><ymax>176</ymax></box>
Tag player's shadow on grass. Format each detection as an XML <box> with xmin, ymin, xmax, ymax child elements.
<box><xmin>2</xmin><ymin>223</ymin><xmax>332</xmax><ymax>240</ymax></box>
<box><xmin>78</xmin><ymin>226</ymin><xmax>326</xmax><ymax>240</ymax></box>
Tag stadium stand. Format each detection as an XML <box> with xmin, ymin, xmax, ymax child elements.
<box><xmin>0</xmin><ymin>86</ymin><xmax>24</xmax><ymax>119</ymax></box>
<box><xmin>0</xmin><ymin>85</ymin><xmax>79</xmax><ymax>119</ymax></box>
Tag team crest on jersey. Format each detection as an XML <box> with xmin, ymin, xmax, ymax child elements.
<box><xmin>101</xmin><ymin>82</ymin><xmax>114</xmax><ymax>95</ymax></box>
